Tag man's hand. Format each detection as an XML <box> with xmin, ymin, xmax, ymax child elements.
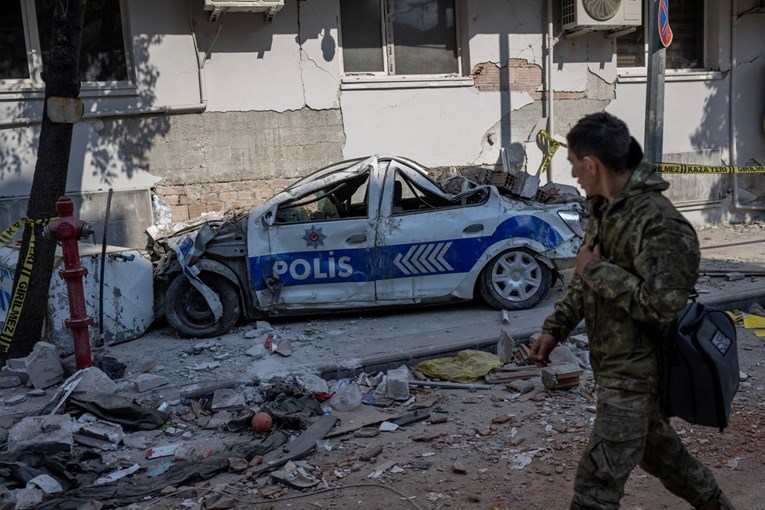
<box><xmin>529</xmin><ymin>333</ymin><xmax>558</xmax><ymax>367</ymax></box>
<box><xmin>575</xmin><ymin>244</ymin><xmax>601</xmax><ymax>276</ymax></box>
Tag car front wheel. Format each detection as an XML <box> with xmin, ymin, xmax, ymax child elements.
<box><xmin>478</xmin><ymin>248</ymin><xmax>552</xmax><ymax>310</ymax></box>
<box><xmin>165</xmin><ymin>272</ymin><xmax>241</xmax><ymax>338</ymax></box>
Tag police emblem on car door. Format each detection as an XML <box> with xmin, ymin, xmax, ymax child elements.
<box><xmin>260</xmin><ymin>157</ymin><xmax>381</xmax><ymax>307</ymax></box>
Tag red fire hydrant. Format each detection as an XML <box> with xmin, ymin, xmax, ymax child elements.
<box><xmin>45</xmin><ymin>196</ymin><xmax>95</xmax><ymax>370</ymax></box>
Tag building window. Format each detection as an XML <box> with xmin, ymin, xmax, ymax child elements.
<box><xmin>339</xmin><ymin>0</ymin><xmax>460</xmax><ymax>76</ymax></box>
<box><xmin>617</xmin><ymin>0</ymin><xmax>704</xmax><ymax>70</ymax></box>
<box><xmin>0</xmin><ymin>0</ymin><xmax>129</xmax><ymax>84</ymax></box>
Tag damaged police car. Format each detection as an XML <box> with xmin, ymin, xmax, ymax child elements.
<box><xmin>152</xmin><ymin>156</ymin><xmax>585</xmax><ymax>338</ymax></box>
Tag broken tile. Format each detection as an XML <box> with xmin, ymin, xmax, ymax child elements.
<box><xmin>8</xmin><ymin>415</ymin><xmax>73</xmax><ymax>454</ymax></box>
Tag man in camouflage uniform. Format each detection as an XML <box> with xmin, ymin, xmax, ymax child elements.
<box><xmin>530</xmin><ymin>112</ymin><xmax>735</xmax><ymax>509</ymax></box>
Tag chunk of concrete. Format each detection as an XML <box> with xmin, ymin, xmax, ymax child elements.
<box><xmin>6</xmin><ymin>357</ymin><xmax>27</xmax><ymax>371</ymax></box>
<box><xmin>8</xmin><ymin>415</ymin><xmax>73</xmax><ymax>454</ymax></box>
<box><xmin>2</xmin><ymin>394</ymin><xmax>26</xmax><ymax>406</ymax></box>
<box><xmin>386</xmin><ymin>365</ymin><xmax>411</xmax><ymax>400</ymax></box>
<box><xmin>211</xmin><ymin>389</ymin><xmax>245</xmax><ymax>411</ymax></box>
<box><xmin>134</xmin><ymin>374</ymin><xmax>170</xmax><ymax>393</ymax></box>
<box><xmin>4</xmin><ymin>488</ymin><xmax>43</xmax><ymax>509</ymax></box>
<box><xmin>0</xmin><ymin>376</ymin><xmax>22</xmax><ymax>388</ymax></box>
<box><xmin>497</xmin><ymin>329</ymin><xmax>515</xmax><ymax>364</ymax></box>
<box><xmin>74</xmin><ymin>415</ymin><xmax>125</xmax><ymax>450</ymax></box>
<box><xmin>0</xmin><ymin>365</ymin><xmax>28</xmax><ymax>385</ymax></box>
<box><xmin>295</xmin><ymin>374</ymin><xmax>329</xmax><ymax>394</ymax></box>
<box><xmin>73</xmin><ymin>367</ymin><xmax>118</xmax><ymax>395</ymax></box>
<box><xmin>25</xmin><ymin>342</ymin><xmax>64</xmax><ymax>390</ymax></box>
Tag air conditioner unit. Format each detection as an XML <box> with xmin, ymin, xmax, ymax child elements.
<box><xmin>204</xmin><ymin>0</ymin><xmax>285</xmax><ymax>22</ymax></box>
<box><xmin>562</xmin><ymin>0</ymin><xmax>642</xmax><ymax>31</ymax></box>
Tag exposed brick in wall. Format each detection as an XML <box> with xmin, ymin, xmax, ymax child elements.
<box><xmin>471</xmin><ymin>59</ymin><xmax>585</xmax><ymax>100</ymax></box>
<box><xmin>156</xmin><ymin>177</ymin><xmax>295</xmax><ymax>223</ymax></box>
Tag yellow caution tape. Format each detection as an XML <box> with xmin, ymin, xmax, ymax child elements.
<box><xmin>534</xmin><ymin>131</ymin><xmax>765</xmax><ymax>175</ymax></box>
<box><xmin>537</xmin><ymin>130</ymin><xmax>568</xmax><ymax>175</ymax></box>
<box><xmin>657</xmin><ymin>163</ymin><xmax>765</xmax><ymax>174</ymax></box>
<box><xmin>0</xmin><ymin>217</ymin><xmax>56</xmax><ymax>352</ymax></box>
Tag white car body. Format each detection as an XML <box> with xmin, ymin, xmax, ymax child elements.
<box><xmin>246</xmin><ymin>156</ymin><xmax>581</xmax><ymax>310</ymax></box>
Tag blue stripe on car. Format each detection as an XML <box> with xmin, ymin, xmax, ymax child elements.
<box><xmin>249</xmin><ymin>215</ymin><xmax>563</xmax><ymax>290</ymax></box>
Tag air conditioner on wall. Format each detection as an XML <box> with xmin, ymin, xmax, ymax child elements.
<box><xmin>204</xmin><ymin>0</ymin><xmax>285</xmax><ymax>22</ymax></box>
<box><xmin>562</xmin><ymin>0</ymin><xmax>642</xmax><ymax>31</ymax></box>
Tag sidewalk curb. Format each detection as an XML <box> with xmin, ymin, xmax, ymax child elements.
<box><xmin>316</xmin><ymin>291</ymin><xmax>765</xmax><ymax>380</ymax></box>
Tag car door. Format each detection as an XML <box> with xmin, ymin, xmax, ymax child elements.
<box><xmin>250</xmin><ymin>157</ymin><xmax>382</xmax><ymax>308</ymax></box>
<box><xmin>374</xmin><ymin>159</ymin><xmax>500</xmax><ymax>301</ymax></box>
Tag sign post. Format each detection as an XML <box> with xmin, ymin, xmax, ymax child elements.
<box><xmin>644</xmin><ymin>0</ymin><xmax>670</xmax><ymax>164</ymax></box>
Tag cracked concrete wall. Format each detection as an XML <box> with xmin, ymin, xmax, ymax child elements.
<box><xmin>199</xmin><ymin>0</ymin><xmax>340</xmax><ymax>112</ymax></box>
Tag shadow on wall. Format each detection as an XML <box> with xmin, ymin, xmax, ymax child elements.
<box><xmin>0</xmin><ymin>34</ymin><xmax>171</xmax><ymax>246</ymax></box>
<box><xmin>196</xmin><ymin>0</ymin><xmax>333</xmax><ymax>60</ymax></box>
<box><xmin>690</xmin><ymin>62</ymin><xmax>765</xmax><ymax>223</ymax></box>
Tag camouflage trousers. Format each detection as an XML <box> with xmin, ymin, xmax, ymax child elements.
<box><xmin>570</xmin><ymin>386</ymin><xmax>720</xmax><ymax>509</ymax></box>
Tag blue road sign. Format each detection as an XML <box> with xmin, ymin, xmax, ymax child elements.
<box><xmin>659</xmin><ymin>0</ymin><xmax>673</xmax><ymax>47</ymax></box>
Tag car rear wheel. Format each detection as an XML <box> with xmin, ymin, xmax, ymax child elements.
<box><xmin>165</xmin><ymin>272</ymin><xmax>241</xmax><ymax>338</ymax></box>
<box><xmin>479</xmin><ymin>248</ymin><xmax>552</xmax><ymax>310</ymax></box>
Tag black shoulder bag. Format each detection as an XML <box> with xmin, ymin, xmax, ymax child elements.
<box><xmin>659</xmin><ymin>296</ymin><xmax>740</xmax><ymax>431</ymax></box>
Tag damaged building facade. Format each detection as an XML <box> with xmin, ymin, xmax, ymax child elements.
<box><xmin>1</xmin><ymin>0</ymin><xmax>764</xmax><ymax>248</ymax></box>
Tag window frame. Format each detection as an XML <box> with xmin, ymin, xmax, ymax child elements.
<box><xmin>338</xmin><ymin>0</ymin><xmax>467</xmax><ymax>81</ymax></box>
<box><xmin>616</xmin><ymin>0</ymin><xmax>709</xmax><ymax>78</ymax></box>
<box><xmin>0</xmin><ymin>0</ymin><xmax>135</xmax><ymax>93</ymax></box>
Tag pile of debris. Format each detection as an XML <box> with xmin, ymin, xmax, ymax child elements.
<box><xmin>0</xmin><ymin>318</ymin><xmax>597</xmax><ymax>509</ymax></box>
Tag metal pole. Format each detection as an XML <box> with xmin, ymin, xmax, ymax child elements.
<box><xmin>97</xmin><ymin>188</ymin><xmax>113</xmax><ymax>348</ymax></box>
<box><xmin>644</xmin><ymin>0</ymin><xmax>666</xmax><ymax>164</ymax></box>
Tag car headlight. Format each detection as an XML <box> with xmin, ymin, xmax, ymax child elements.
<box><xmin>557</xmin><ymin>210</ymin><xmax>585</xmax><ymax>238</ymax></box>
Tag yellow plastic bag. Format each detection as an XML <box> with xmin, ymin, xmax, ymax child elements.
<box><xmin>415</xmin><ymin>350</ymin><xmax>502</xmax><ymax>383</ymax></box>
<box><xmin>743</xmin><ymin>314</ymin><xmax>765</xmax><ymax>329</ymax></box>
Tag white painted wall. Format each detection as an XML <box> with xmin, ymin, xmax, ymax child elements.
<box><xmin>1</xmin><ymin>0</ymin><xmax>762</xmax><ymax>210</ymax></box>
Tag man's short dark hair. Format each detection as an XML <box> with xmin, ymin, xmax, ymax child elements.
<box><xmin>567</xmin><ymin>112</ymin><xmax>644</xmax><ymax>173</ymax></box>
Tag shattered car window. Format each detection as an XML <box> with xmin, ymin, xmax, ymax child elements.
<box><xmin>277</xmin><ymin>172</ymin><xmax>370</xmax><ymax>223</ymax></box>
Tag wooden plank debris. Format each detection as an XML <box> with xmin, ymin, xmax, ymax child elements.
<box><xmin>514</xmin><ymin>344</ymin><xmax>532</xmax><ymax>365</ymax></box>
<box><xmin>541</xmin><ymin>363</ymin><xmax>583</xmax><ymax>390</ymax></box>
<box><xmin>485</xmin><ymin>366</ymin><xmax>540</xmax><ymax>384</ymax></box>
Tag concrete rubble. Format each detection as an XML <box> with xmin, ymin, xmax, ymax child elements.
<box><xmin>0</xmin><ymin>228</ymin><xmax>762</xmax><ymax>509</ymax></box>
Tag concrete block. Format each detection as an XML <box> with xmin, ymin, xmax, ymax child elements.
<box><xmin>134</xmin><ymin>374</ymin><xmax>170</xmax><ymax>393</ymax></box>
<box><xmin>386</xmin><ymin>365</ymin><xmax>411</xmax><ymax>401</ymax></box>
<box><xmin>73</xmin><ymin>367</ymin><xmax>118</xmax><ymax>395</ymax></box>
<box><xmin>8</xmin><ymin>415</ymin><xmax>73</xmax><ymax>454</ymax></box>
<box><xmin>211</xmin><ymin>389</ymin><xmax>245</xmax><ymax>411</ymax></box>
<box><xmin>25</xmin><ymin>342</ymin><xmax>64</xmax><ymax>390</ymax></box>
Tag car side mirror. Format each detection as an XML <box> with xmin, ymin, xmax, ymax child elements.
<box><xmin>261</xmin><ymin>210</ymin><xmax>274</xmax><ymax>229</ymax></box>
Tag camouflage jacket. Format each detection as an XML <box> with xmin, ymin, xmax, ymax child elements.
<box><xmin>541</xmin><ymin>162</ymin><xmax>700</xmax><ymax>393</ymax></box>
